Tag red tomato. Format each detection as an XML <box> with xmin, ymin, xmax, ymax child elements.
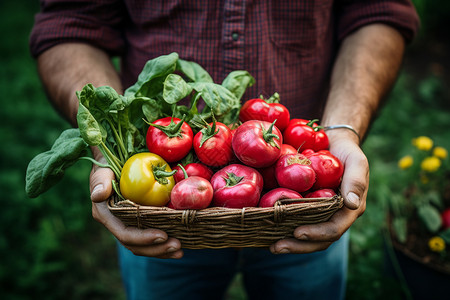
<box><xmin>441</xmin><ymin>208</ymin><xmax>450</xmax><ymax>229</ymax></box>
<box><xmin>232</xmin><ymin>120</ymin><xmax>283</xmax><ymax>168</ymax></box>
<box><xmin>275</xmin><ymin>153</ymin><xmax>316</xmax><ymax>193</ymax></box>
<box><xmin>193</xmin><ymin>121</ymin><xmax>233</xmax><ymax>167</ymax></box>
<box><xmin>258</xmin><ymin>188</ymin><xmax>303</xmax><ymax>207</ymax></box>
<box><xmin>210</xmin><ymin>164</ymin><xmax>264</xmax><ymax>208</ymax></box>
<box><xmin>304</xmin><ymin>188</ymin><xmax>337</xmax><ymax>198</ymax></box>
<box><xmin>283</xmin><ymin>119</ymin><xmax>329</xmax><ymax>152</ymax></box>
<box><xmin>146</xmin><ymin>117</ymin><xmax>193</xmax><ymax>162</ymax></box>
<box><xmin>304</xmin><ymin>150</ymin><xmax>344</xmax><ymax>189</ymax></box>
<box><xmin>239</xmin><ymin>96</ymin><xmax>290</xmax><ymax>131</ymax></box>
<box><xmin>280</xmin><ymin>144</ymin><xmax>297</xmax><ymax>156</ymax></box>
<box><xmin>173</xmin><ymin>163</ymin><xmax>213</xmax><ymax>183</ymax></box>
<box><xmin>170</xmin><ymin>176</ymin><xmax>214</xmax><ymax>210</ymax></box>
<box><xmin>257</xmin><ymin>144</ymin><xmax>298</xmax><ymax>190</ymax></box>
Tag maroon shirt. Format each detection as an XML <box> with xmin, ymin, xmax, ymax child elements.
<box><xmin>30</xmin><ymin>0</ymin><xmax>419</xmax><ymax>119</ymax></box>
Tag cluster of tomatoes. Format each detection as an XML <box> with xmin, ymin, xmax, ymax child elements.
<box><xmin>119</xmin><ymin>96</ymin><xmax>344</xmax><ymax>210</ymax></box>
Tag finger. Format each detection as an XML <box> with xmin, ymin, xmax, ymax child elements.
<box><xmin>93</xmin><ymin>201</ymin><xmax>173</xmax><ymax>245</ymax></box>
<box><xmin>92</xmin><ymin>202</ymin><xmax>184</xmax><ymax>257</ymax></box>
<box><xmin>292</xmin><ymin>206</ymin><xmax>361</xmax><ymax>242</ymax></box>
<box><xmin>339</xmin><ymin>148</ymin><xmax>369</xmax><ymax>210</ymax></box>
<box><xmin>90</xmin><ymin>166</ymin><xmax>115</xmax><ymax>203</ymax></box>
<box><xmin>123</xmin><ymin>238</ymin><xmax>184</xmax><ymax>258</ymax></box>
<box><xmin>269</xmin><ymin>238</ymin><xmax>333</xmax><ymax>254</ymax></box>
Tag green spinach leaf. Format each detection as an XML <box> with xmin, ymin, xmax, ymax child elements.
<box><xmin>176</xmin><ymin>58</ymin><xmax>213</xmax><ymax>83</ymax></box>
<box><xmin>25</xmin><ymin>129</ymin><xmax>88</xmax><ymax>198</ymax></box>
<box><xmin>124</xmin><ymin>52</ymin><xmax>179</xmax><ymax>98</ymax></box>
<box><xmin>221</xmin><ymin>70</ymin><xmax>255</xmax><ymax>101</ymax></box>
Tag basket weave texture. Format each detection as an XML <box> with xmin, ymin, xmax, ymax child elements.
<box><xmin>108</xmin><ymin>195</ymin><xmax>344</xmax><ymax>249</ymax></box>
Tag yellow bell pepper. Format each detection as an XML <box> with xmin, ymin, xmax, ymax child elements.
<box><xmin>119</xmin><ymin>152</ymin><xmax>176</xmax><ymax>206</ymax></box>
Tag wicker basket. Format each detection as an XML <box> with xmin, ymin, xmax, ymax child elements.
<box><xmin>108</xmin><ymin>195</ymin><xmax>344</xmax><ymax>249</ymax></box>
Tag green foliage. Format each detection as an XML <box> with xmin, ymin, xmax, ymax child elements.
<box><xmin>25</xmin><ymin>129</ymin><xmax>88</xmax><ymax>198</ymax></box>
<box><xmin>348</xmin><ymin>56</ymin><xmax>450</xmax><ymax>300</ymax></box>
<box><xmin>0</xmin><ymin>1</ymin><xmax>124</xmax><ymax>299</ymax></box>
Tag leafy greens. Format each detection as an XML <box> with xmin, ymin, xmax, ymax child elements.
<box><xmin>25</xmin><ymin>52</ymin><xmax>254</xmax><ymax>198</ymax></box>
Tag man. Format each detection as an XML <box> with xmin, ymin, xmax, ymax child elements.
<box><xmin>30</xmin><ymin>1</ymin><xmax>419</xmax><ymax>299</ymax></box>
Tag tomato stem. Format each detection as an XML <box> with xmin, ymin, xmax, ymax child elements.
<box><xmin>223</xmin><ymin>172</ymin><xmax>244</xmax><ymax>187</ymax></box>
<box><xmin>199</xmin><ymin>115</ymin><xmax>220</xmax><ymax>147</ymax></box>
<box><xmin>149</xmin><ymin>115</ymin><xmax>187</xmax><ymax>138</ymax></box>
<box><xmin>152</xmin><ymin>164</ymin><xmax>177</xmax><ymax>185</ymax></box>
<box><xmin>266</xmin><ymin>92</ymin><xmax>280</xmax><ymax>103</ymax></box>
<box><xmin>177</xmin><ymin>164</ymin><xmax>189</xmax><ymax>180</ymax></box>
<box><xmin>261</xmin><ymin>120</ymin><xmax>280</xmax><ymax>148</ymax></box>
<box><xmin>307</xmin><ymin>119</ymin><xmax>324</xmax><ymax>131</ymax></box>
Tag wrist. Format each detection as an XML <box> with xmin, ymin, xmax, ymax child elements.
<box><xmin>324</xmin><ymin>125</ymin><xmax>361</xmax><ymax>145</ymax></box>
<box><xmin>324</xmin><ymin>125</ymin><xmax>361</xmax><ymax>146</ymax></box>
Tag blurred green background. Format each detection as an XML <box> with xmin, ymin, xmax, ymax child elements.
<box><xmin>1</xmin><ymin>1</ymin><xmax>449</xmax><ymax>299</ymax></box>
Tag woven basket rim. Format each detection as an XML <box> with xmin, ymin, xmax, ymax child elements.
<box><xmin>107</xmin><ymin>194</ymin><xmax>344</xmax><ymax>249</ymax></box>
<box><xmin>108</xmin><ymin>195</ymin><xmax>342</xmax><ymax>211</ymax></box>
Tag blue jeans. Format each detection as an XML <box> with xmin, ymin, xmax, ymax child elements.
<box><xmin>117</xmin><ymin>232</ymin><xmax>349</xmax><ymax>300</ymax></box>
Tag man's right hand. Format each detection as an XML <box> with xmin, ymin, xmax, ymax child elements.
<box><xmin>89</xmin><ymin>153</ymin><xmax>184</xmax><ymax>259</ymax></box>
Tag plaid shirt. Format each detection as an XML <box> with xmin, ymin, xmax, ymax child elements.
<box><xmin>30</xmin><ymin>0</ymin><xmax>419</xmax><ymax>119</ymax></box>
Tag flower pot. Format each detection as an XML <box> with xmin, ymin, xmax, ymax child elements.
<box><xmin>384</xmin><ymin>225</ymin><xmax>450</xmax><ymax>299</ymax></box>
<box><xmin>385</xmin><ymin>241</ymin><xmax>450</xmax><ymax>299</ymax></box>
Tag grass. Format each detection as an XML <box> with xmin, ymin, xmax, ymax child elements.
<box><xmin>1</xmin><ymin>1</ymin><xmax>449</xmax><ymax>299</ymax></box>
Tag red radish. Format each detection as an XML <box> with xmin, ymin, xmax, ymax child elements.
<box><xmin>259</xmin><ymin>188</ymin><xmax>303</xmax><ymax>207</ymax></box>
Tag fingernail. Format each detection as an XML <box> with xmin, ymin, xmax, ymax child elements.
<box><xmin>167</xmin><ymin>247</ymin><xmax>178</xmax><ymax>253</ymax></box>
<box><xmin>295</xmin><ymin>233</ymin><xmax>308</xmax><ymax>240</ymax></box>
<box><xmin>347</xmin><ymin>192</ymin><xmax>360</xmax><ymax>208</ymax></box>
<box><xmin>154</xmin><ymin>237</ymin><xmax>166</xmax><ymax>244</ymax></box>
<box><xmin>91</xmin><ymin>184</ymin><xmax>103</xmax><ymax>197</ymax></box>
<box><xmin>277</xmin><ymin>248</ymin><xmax>290</xmax><ymax>254</ymax></box>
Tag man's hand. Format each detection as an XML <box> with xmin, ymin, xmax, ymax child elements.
<box><xmin>89</xmin><ymin>149</ymin><xmax>184</xmax><ymax>259</ymax></box>
<box><xmin>269</xmin><ymin>24</ymin><xmax>405</xmax><ymax>254</ymax></box>
<box><xmin>269</xmin><ymin>132</ymin><xmax>368</xmax><ymax>254</ymax></box>
<box><xmin>37</xmin><ymin>44</ymin><xmax>184</xmax><ymax>259</ymax></box>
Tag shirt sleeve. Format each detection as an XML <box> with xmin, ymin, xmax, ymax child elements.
<box><xmin>335</xmin><ymin>0</ymin><xmax>420</xmax><ymax>43</ymax></box>
<box><xmin>29</xmin><ymin>0</ymin><xmax>127</xmax><ymax>58</ymax></box>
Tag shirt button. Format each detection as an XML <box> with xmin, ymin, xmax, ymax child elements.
<box><xmin>232</xmin><ymin>32</ymin><xmax>239</xmax><ymax>41</ymax></box>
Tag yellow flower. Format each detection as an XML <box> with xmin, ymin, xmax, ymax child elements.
<box><xmin>421</xmin><ymin>156</ymin><xmax>441</xmax><ymax>172</ymax></box>
<box><xmin>428</xmin><ymin>236</ymin><xmax>446</xmax><ymax>253</ymax></box>
<box><xmin>433</xmin><ymin>147</ymin><xmax>448</xmax><ymax>160</ymax></box>
<box><xmin>398</xmin><ymin>155</ymin><xmax>413</xmax><ymax>169</ymax></box>
<box><xmin>412</xmin><ymin>136</ymin><xmax>433</xmax><ymax>151</ymax></box>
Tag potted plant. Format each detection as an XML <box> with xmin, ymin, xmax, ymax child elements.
<box><xmin>385</xmin><ymin>136</ymin><xmax>450</xmax><ymax>299</ymax></box>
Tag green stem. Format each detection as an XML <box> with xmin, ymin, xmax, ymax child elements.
<box><xmin>117</xmin><ymin>113</ymin><xmax>128</xmax><ymax>161</ymax></box>
<box><xmin>177</xmin><ymin>164</ymin><xmax>188</xmax><ymax>180</ymax></box>
<box><xmin>307</xmin><ymin>119</ymin><xmax>324</xmax><ymax>131</ymax></box>
<box><xmin>79</xmin><ymin>156</ymin><xmax>110</xmax><ymax>168</ymax></box>
<box><xmin>149</xmin><ymin>115</ymin><xmax>187</xmax><ymax>138</ymax></box>
<box><xmin>224</xmin><ymin>172</ymin><xmax>244</xmax><ymax>187</ymax></box>
<box><xmin>261</xmin><ymin>120</ymin><xmax>280</xmax><ymax>148</ymax></box>
<box><xmin>199</xmin><ymin>116</ymin><xmax>220</xmax><ymax>147</ymax></box>
<box><xmin>106</xmin><ymin>117</ymin><xmax>127</xmax><ymax>164</ymax></box>
<box><xmin>152</xmin><ymin>164</ymin><xmax>177</xmax><ymax>185</ymax></box>
<box><xmin>264</xmin><ymin>92</ymin><xmax>280</xmax><ymax>103</ymax></box>
<box><xmin>98</xmin><ymin>141</ymin><xmax>122</xmax><ymax>179</ymax></box>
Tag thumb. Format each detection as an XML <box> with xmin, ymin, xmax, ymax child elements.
<box><xmin>90</xmin><ymin>166</ymin><xmax>115</xmax><ymax>203</ymax></box>
<box><xmin>340</xmin><ymin>151</ymin><xmax>369</xmax><ymax>210</ymax></box>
